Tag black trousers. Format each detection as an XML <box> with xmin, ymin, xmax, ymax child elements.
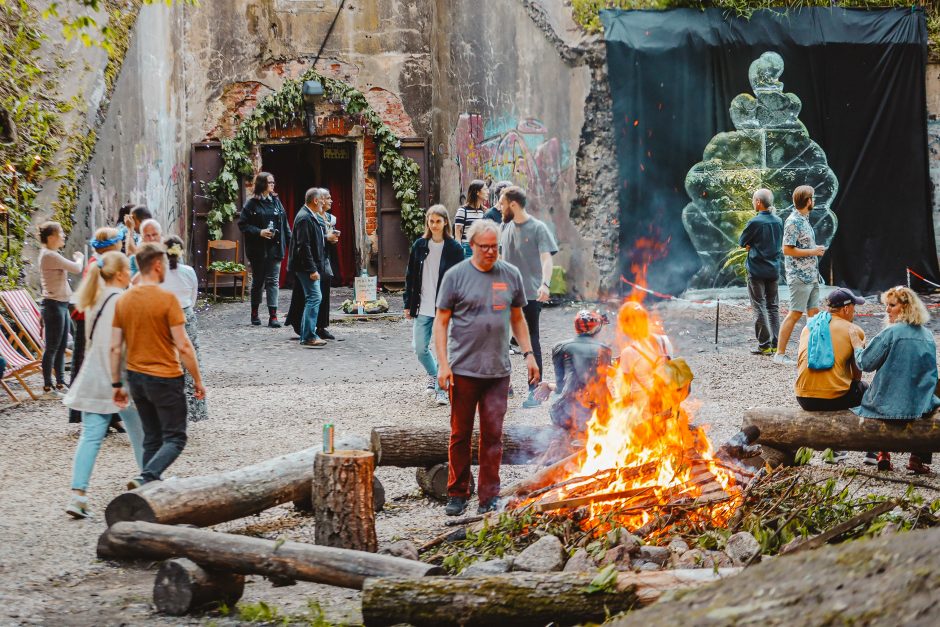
<box><xmin>522</xmin><ymin>300</ymin><xmax>543</xmax><ymax>391</ymax></box>
<box><xmin>317</xmin><ymin>273</ymin><xmax>332</xmax><ymax>331</ymax></box>
<box><xmin>128</xmin><ymin>371</ymin><xmax>188</xmax><ymax>482</ymax></box>
<box><xmin>797</xmin><ymin>380</ymin><xmax>867</xmax><ymax>412</ymax></box>
<box><xmin>68</xmin><ymin>313</ymin><xmax>85</xmax><ymax>423</ymax></box>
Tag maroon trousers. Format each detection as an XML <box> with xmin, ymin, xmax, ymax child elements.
<box><xmin>447</xmin><ymin>374</ymin><xmax>511</xmax><ymax>502</ymax></box>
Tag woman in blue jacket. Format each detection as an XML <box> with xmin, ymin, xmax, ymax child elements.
<box><xmin>403</xmin><ymin>205</ymin><xmax>464</xmax><ymax>406</ymax></box>
<box><xmin>851</xmin><ymin>286</ymin><xmax>939</xmax><ymax>474</ymax></box>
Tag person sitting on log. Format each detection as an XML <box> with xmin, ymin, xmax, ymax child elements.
<box><xmin>793</xmin><ymin>288</ymin><xmax>868</xmax><ymax>464</ymax></box>
<box><xmin>534</xmin><ymin>310</ymin><xmax>612</xmax><ymax>437</ymax></box>
<box><xmin>849</xmin><ymin>286</ymin><xmax>940</xmax><ymax>474</ymax></box>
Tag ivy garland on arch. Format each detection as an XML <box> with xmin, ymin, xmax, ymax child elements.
<box><xmin>206</xmin><ymin>69</ymin><xmax>423</xmax><ymax>241</ymax></box>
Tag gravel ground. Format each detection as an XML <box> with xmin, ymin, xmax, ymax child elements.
<box><xmin>1</xmin><ymin>287</ymin><xmax>938</xmax><ymax>625</ymax></box>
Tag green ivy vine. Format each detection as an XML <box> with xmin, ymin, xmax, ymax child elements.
<box><xmin>206</xmin><ymin>68</ymin><xmax>424</xmax><ymax>241</ymax></box>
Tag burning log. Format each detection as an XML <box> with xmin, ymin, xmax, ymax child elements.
<box><xmin>360</xmin><ymin>569</ymin><xmax>741</xmax><ymax>627</ymax></box>
<box><xmin>313</xmin><ymin>450</ymin><xmax>377</xmax><ymax>552</ymax></box>
<box><xmin>98</xmin><ymin>522</ymin><xmax>442</xmax><ymax>589</ymax></box>
<box><xmin>743</xmin><ymin>408</ymin><xmax>940</xmax><ymax>455</ymax></box>
<box><xmin>500</xmin><ymin>450</ymin><xmax>586</xmax><ymax>499</ymax></box>
<box><xmin>370</xmin><ymin>425</ymin><xmax>564</xmax><ymax>467</ymax></box>
<box><xmin>532</xmin><ymin>487</ymin><xmax>655</xmax><ymax>513</ymax></box>
<box><xmin>105</xmin><ymin>448</ymin><xmax>318</xmax><ymax>527</ymax></box>
<box><xmin>152</xmin><ymin>558</ymin><xmax>244</xmax><ymax>616</ymax></box>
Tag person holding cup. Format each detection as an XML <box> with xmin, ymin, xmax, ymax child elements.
<box><xmin>314</xmin><ymin>188</ymin><xmax>341</xmax><ymax>341</ymax></box>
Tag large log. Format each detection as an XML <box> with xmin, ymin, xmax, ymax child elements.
<box><xmin>743</xmin><ymin>408</ymin><xmax>940</xmax><ymax>453</ymax></box>
<box><xmin>313</xmin><ymin>450</ymin><xmax>377</xmax><ymax>552</ymax></box>
<box><xmin>153</xmin><ymin>558</ymin><xmax>244</xmax><ymax>616</ymax></box>
<box><xmin>361</xmin><ymin>569</ymin><xmax>741</xmax><ymax>627</ymax></box>
<box><xmin>98</xmin><ymin>521</ymin><xmax>443</xmax><ymax>590</ymax></box>
<box><xmin>416</xmin><ymin>463</ymin><xmax>475</xmax><ymax>502</ymax></box>
<box><xmin>105</xmin><ymin>448</ymin><xmax>318</xmax><ymax>527</ymax></box>
<box><xmin>370</xmin><ymin>424</ymin><xmax>565</xmax><ymax>467</ymax></box>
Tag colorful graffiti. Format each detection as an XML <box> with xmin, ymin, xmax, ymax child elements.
<box><xmin>453</xmin><ymin>113</ymin><xmax>573</xmax><ymax>217</ymax></box>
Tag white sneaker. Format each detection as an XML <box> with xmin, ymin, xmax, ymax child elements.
<box><xmin>425</xmin><ymin>376</ymin><xmax>436</xmax><ymax>396</ymax></box>
<box><xmin>40</xmin><ymin>388</ymin><xmax>65</xmax><ymax>400</ymax></box>
<box><xmin>435</xmin><ymin>390</ymin><xmax>449</xmax><ymax>406</ymax></box>
<box><xmin>66</xmin><ymin>495</ymin><xmax>90</xmax><ymax>519</ymax></box>
<box><xmin>772</xmin><ymin>353</ymin><xmax>796</xmax><ymax>366</ymax></box>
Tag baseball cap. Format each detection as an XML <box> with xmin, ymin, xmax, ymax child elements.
<box><xmin>826</xmin><ymin>288</ymin><xmax>865</xmax><ymax>308</ymax></box>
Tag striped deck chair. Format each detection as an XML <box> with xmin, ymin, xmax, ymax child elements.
<box><xmin>0</xmin><ymin>289</ymin><xmax>44</xmax><ymax>359</ymax></box>
<box><xmin>0</xmin><ymin>315</ymin><xmax>40</xmax><ymax>402</ymax></box>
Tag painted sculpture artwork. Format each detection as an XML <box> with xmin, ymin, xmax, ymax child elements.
<box><xmin>681</xmin><ymin>51</ymin><xmax>839</xmax><ymax>288</ymax></box>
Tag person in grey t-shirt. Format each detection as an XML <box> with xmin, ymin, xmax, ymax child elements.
<box><xmin>434</xmin><ymin>220</ymin><xmax>539</xmax><ymax>517</ymax></box>
<box><xmin>498</xmin><ymin>185</ymin><xmax>558</xmax><ymax>408</ymax></box>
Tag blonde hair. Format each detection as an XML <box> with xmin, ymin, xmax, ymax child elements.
<box><xmin>92</xmin><ymin>227</ymin><xmax>122</xmax><ymax>253</ymax></box>
<box><xmin>882</xmin><ymin>286</ymin><xmax>929</xmax><ymax>326</ymax></box>
<box><xmin>75</xmin><ymin>251</ymin><xmax>129</xmax><ymax>312</ymax></box>
<box><xmin>423</xmin><ymin>205</ymin><xmax>453</xmax><ymax>240</ymax></box>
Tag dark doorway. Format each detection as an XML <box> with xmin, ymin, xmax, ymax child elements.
<box><xmin>260</xmin><ymin>142</ymin><xmax>356</xmax><ymax>287</ymax></box>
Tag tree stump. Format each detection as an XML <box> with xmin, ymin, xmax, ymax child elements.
<box><xmin>153</xmin><ymin>558</ymin><xmax>244</xmax><ymax>616</ymax></box>
<box><xmin>416</xmin><ymin>464</ymin><xmax>474</xmax><ymax>502</ymax></box>
<box><xmin>313</xmin><ymin>450</ymin><xmax>377</xmax><ymax>552</ymax></box>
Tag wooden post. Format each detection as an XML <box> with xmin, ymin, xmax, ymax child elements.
<box><xmin>153</xmin><ymin>558</ymin><xmax>244</xmax><ymax>616</ymax></box>
<box><xmin>313</xmin><ymin>450</ymin><xmax>377</xmax><ymax>552</ymax></box>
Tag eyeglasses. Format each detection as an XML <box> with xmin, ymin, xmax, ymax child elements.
<box><xmin>473</xmin><ymin>244</ymin><xmax>498</xmax><ymax>252</ymax></box>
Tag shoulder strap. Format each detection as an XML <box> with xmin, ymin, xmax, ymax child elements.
<box><xmin>89</xmin><ymin>293</ymin><xmax>119</xmax><ymax>342</ymax></box>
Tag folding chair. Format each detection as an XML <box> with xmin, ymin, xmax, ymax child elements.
<box><xmin>0</xmin><ymin>315</ymin><xmax>41</xmax><ymax>402</ymax></box>
<box><xmin>0</xmin><ymin>289</ymin><xmax>44</xmax><ymax>359</ymax></box>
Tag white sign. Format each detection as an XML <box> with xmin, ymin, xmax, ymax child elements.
<box><xmin>354</xmin><ymin>275</ymin><xmax>377</xmax><ymax>303</ymax></box>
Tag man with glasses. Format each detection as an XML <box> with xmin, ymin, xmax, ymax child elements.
<box><xmin>434</xmin><ymin>219</ymin><xmax>539</xmax><ymax>516</ymax></box>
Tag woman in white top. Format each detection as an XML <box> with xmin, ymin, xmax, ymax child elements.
<box><xmin>162</xmin><ymin>236</ymin><xmax>208</xmax><ymax>422</ymax></box>
<box><xmin>63</xmin><ymin>252</ymin><xmax>143</xmax><ymax>518</ymax></box>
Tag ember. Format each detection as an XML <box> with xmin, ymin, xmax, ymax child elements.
<box><xmin>511</xmin><ymin>252</ymin><xmax>751</xmax><ymax>535</ymax></box>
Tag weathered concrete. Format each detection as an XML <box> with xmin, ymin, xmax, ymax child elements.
<box><xmin>926</xmin><ymin>63</ymin><xmax>940</xmax><ymax>255</ymax></box>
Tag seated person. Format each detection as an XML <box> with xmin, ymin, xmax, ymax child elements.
<box><xmin>795</xmin><ymin>288</ymin><xmax>867</xmax><ymax>411</ymax></box>
<box><xmin>615</xmin><ymin>301</ymin><xmax>675</xmax><ymax>402</ymax></box>
<box><xmin>535</xmin><ymin>310</ymin><xmax>612</xmax><ymax>435</ymax></box>
<box><xmin>851</xmin><ymin>286</ymin><xmax>939</xmax><ymax>475</ymax></box>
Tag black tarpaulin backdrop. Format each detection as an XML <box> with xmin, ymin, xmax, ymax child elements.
<box><xmin>601</xmin><ymin>7</ymin><xmax>939</xmax><ymax>295</ymax></box>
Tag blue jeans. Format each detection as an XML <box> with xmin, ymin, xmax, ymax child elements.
<box><xmin>71</xmin><ymin>408</ymin><xmax>144</xmax><ymax>491</ymax></box>
<box><xmin>412</xmin><ymin>315</ymin><xmax>440</xmax><ymax>391</ymax></box>
<box><xmin>294</xmin><ymin>271</ymin><xmax>322</xmax><ymax>342</ymax></box>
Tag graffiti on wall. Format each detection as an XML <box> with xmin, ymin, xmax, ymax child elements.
<box><xmin>453</xmin><ymin>113</ymin><xmax>574</xmax><ymax>218</ymax></box>
<box><xmin>928</xmin><ymin>119</ymin><xmax>940</xmax><ymax>253</ymax></box>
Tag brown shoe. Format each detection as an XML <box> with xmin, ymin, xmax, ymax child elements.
<box><xmin>907</xmin><ymin>455</ymin><xmax>933</xmax><ymax>475</ymax></box>
<box><xmin>301</xmin><ymin>338</ymin><xmax>327</xmax><ymax>349</ymax></box>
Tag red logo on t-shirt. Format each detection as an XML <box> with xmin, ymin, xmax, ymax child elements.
<box><xmin>492</xmin><ymin>282</ymin><xmax>508</xmax><ymax>310</ymax></box>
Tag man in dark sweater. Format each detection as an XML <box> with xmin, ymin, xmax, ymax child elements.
<box><xmin>739</xmin><ymin>188</ymin><xmax>784</xmax><ymax>355</ymax></box>
<box><xmin>287</xmin><ymin>188</ymin><xmax>330</xmax><ymax>348</ymax></box>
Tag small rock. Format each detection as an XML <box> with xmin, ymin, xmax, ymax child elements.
<box><xmin>638</xmin><ymin>561</ymin><xmax>661</xmax><ymax>572</ymax></box>
<box><xmin>514</xmin><ymin>535</ymin><xmax>565</xmax><ymax>572</ymax></box>
<box><xmin>725</xmin><ymin>531</ymin><xmax>761</xmax><ymax>565</ymax></box>
<box><xmin>672</xmin><ymin>548</ymin><xmax>706</xmax><ymax>569</ymax></box>
<box><xmin>599</xmin><ymin>545</ymin><xmax>634</xmax><ymax>569</ymax></box>
<box><xmin>704</xmin><ymin>550</ymin><xmax>734</xmax><ymax>568</ymax></box>
<box><xmin>667</xmin><ymin>537</ymin><xmax>690</xmax><ymax>554</ymax></box>
<box><xmin>461</xmin><ymin>558</ymin><xmax>513</xmax><ymax>576</ymax></box>
<box><xmin>638</xmin><ymin>545</ymin><xmax>671</xmax><ymax>566</ymax></box>
<box><xmin>563</xmin><ymin>548</ymin><xmax>597</xmax><ymax>573</ymax></box>
<box><xmin>606</xmin><ymin>528</ymin><xmax>641</xmax><ymax>555</ymax></box>
<box><xmin>378</xmin><ymin>540</ymin><xmax>419</xmax><ymax>561</ymax></box>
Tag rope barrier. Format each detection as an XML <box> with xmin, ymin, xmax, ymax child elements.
<box><xmin>907</xmin><ymin>267</ymin><xmax>940</xmax><ymax>291</ymax></box>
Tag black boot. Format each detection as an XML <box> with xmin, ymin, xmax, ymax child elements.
<box><xmin>268</xmin><ymin>307</ymin><xmax>282</xmax><ymax>328</ymax></box>
<box><xmin>251</xmin><ymin>307</ymin><xmax>261</xmax><ymax>326</ymax></box>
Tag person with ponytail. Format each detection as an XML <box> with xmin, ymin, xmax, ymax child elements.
<box><xmin>161</xmin><ymin>235</ymin><xmax>208</xmax><ymax>422</ymax></box>
<box><xmin>67</xmin><ymin>227</ymin><xmax>125</xmax><ymax>424</ymax></box>
<box><xmin>63</xmin><ymin>251</ymin><xmax>144</xmax><ymax>519</ymax></box>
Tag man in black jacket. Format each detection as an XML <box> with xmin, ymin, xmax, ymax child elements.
<box><xmin>287</xmin><ymin>188</ymin><xmax>330</xmax><ymax>348</ymax></box>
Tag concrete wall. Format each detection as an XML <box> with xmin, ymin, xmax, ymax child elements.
<box><xmin>927</xmin><ymin>63</ymin><xmax>940</xmax><ymax>256</ymax></box>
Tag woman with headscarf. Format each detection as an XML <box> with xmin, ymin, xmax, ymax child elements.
<box><xmin>162</xmin><ymin>235</ymin><xmax>208</xmax><ymax>422</ymax></box>
<box><xmin>851</xmin><ymin>286</ymin><xmax>939</xmax><ymax>474</ymax></box>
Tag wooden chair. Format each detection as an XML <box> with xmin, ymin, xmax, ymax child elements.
<box><xmin>0</xmin><ymin>289</ymin><xmax>45</xmax><ymax>359</ymax></box>
<box><xmin>0</xmin><ymin>314</ymin><xmax>41</xmax><ymax>402</ymax></box>
<box><xmin>206</xmin><ymin>240</ymin><xmax>247</xmax><ymax>301</ymax></box>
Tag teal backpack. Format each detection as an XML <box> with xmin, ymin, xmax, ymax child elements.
<box><xmin>807</xmin><ymin>311</ymin><xmax>835</xmax><ymax>370</ymax></box>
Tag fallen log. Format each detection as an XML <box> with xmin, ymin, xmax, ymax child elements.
<box><xmin>98</xmin><ymin>521</ymin><xmax>443</xmax><ymax>590</ymax></box>
<box><xmin>499</xmin><ymin>449</ymin><xmax>586</xmax><ymax>499</ymax></box>
<box><xmin>743</xmin><ymin>408</ymin><xmax>940</xmax><ymax>453</ymax></box>
<box><xmin>313</xmin><ymin>450</ymin><xmax>377</xmax><ymax>552</ymax></box>
<box><xmin>153</xmin><ymin>558</ymin><xmax>244</xmax><ymax>616</ymax></box>
<box><xmin>416</xmin><ymin>463</ymin><xmax>474</xmax><ymax>502</ymax></box>
<box><xmin>370</xmin><ymin>424</ymin><xmax>565</xmax><ymax>467</ymax></box>
<box><xmin>361</xmin><ymin>569</ymin><xmax>741</xmax><ymax>627</ymax></box>
<box><xmin>105</xmin><ymin>448</ymin><xmax>318</xmax><ymax>527</ymax></box>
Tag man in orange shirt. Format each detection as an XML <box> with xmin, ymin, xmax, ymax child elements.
<box><xmin>110</xmin><ymin>243</ymin><xmax>206</xmax><ymax>488</ymax></box>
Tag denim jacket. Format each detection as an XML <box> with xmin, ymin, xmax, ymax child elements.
<box><xmin>852</xmin><ymin>323</ymin><xmax>940</xmax><ymax>420</ymax></box>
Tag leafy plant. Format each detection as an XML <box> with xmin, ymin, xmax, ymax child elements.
<box><xmin>585</xmin><ymin>564</ymin><xmax>619</xmax><ymax>594</ymax></box>
<box><xmin>205</xmin><ymin>69</ymin><xmax>424</xmax><ymax>242</ymax></box>
<box><xmin>207</xmin><ymin>260</ymin><xmax>246</xmax><ymax>273</ymax></box>
<box><xmin>794</xmin><ymin>446</ymin><xmax>814</xmax><ymax>466</ymax></box>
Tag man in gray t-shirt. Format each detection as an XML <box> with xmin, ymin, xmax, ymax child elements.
<box><xmin>498</xmin><ymin>185</ymin><xmax>558</xmax><ymax>407</ymax></box>
<box><xmin>434</xmin><ymin>219</ymin><xmax>539</xmax><ymax>517</ymax></box>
